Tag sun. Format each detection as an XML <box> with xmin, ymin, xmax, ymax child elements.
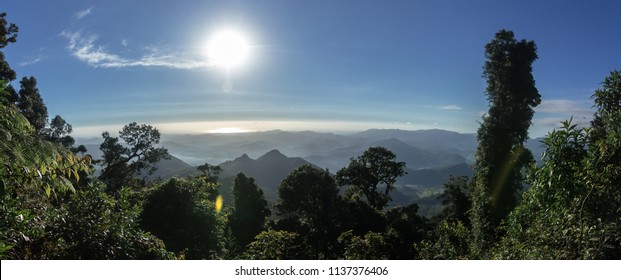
<box><xmin>207</xmin><ymin>30</ymin><xmax>249</xmax><ymax>68</ymax></box>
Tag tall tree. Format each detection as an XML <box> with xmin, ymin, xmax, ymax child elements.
<box><xmin>336</xmin><ymin>146</ymin><xmax>406</xmax><ymax>210</ymax></box>
<box><xmin>275</xmin><ymin>165</ymin><xmax>342</xmax><ymax>259</ymax></box>
<box><xmin>229</xmin><ymin>173</ymin><xmax>271</xmax><ymax>253</ymax></box>
<box><xmin>17</xmin><ymin>76</ymin><xmax>48</xmax><ymax>133</ymax></box>
<box><xmin>0</xmin><ymin>12</ymin><xmax>18</xmax><ymax>104</ymax></box>
<box><xmin>470</xmin><ymin>29</ymin><xmax>540</xmax><ymax>256</ymax></box>
<box><xmin>99</xmin><ymin>122</ymin><xmax>170</xmax><ymax>192</ymax></box>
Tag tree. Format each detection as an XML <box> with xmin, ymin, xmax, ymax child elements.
<box><xmin>275</xmin><ymin>164</ymin><xmax>342</xmax><ymax>259</ymax></box>
<box><xmin>45</xmin><ymin>184</ymin><xmax>173</xmax><ymax>259</ymax></box>
<box><xmin>384</xmin><ymin>203</ymin><xmax>428</xmax><ymax>259</ymax></box>
<box><xmin>229</xmin><ymin>173</ymin><xmax>270</xmax><ymax>253</ymax></box>
<box><xmin>0</xmin><ymin>13</ymin><xmax>18</xmax><ymax>49</ymax></box>
<box><xmin>17</xmin><ymin>76</ymin><xmax>48</xmax><ymax>133</ymax></box>
<box><xmin>1</xmin><ymin>92</ymin><xmax>91</xmax><ymax>259</ymax></box>
<box><xmin>197</xmin><ymin>162</ymin><xmax>222</xmax><ymax>184</ymax></box>
<box><xmin>0</xmin><ymin>13</ymin><xmax>18</xmax><ymax>104</ymax></box>
<box><xmin>99</xmin><ymin>122</ymin><xmax>170</xmax><ymax>192</ymax></box>
<box><xmin>244</xmin><ymin>230</ymin><xmax>302</xmax><ymax>260</ymax></box>
<box><xmin>336</xmin><ymin>146</ymin><xmax>406</xmax><ymax>210</ymax></box>
<box><xmin>40</xmin><ymin>115</ymin><xmax>75</xmax><ymax>148</ymax></box>
<box><xmin>338</xmin><ymin>230</ymin><xmax>389</xmax><ymax>260</ymax></box>
<box><xmin>495</xmin><ymin>120</ymin><xmax>591</xmax><ymax>259</ymax></box>
<box><xmin>470</xmin><ymin>29</ymin><xmax>540</xmax><ymax>256</ymax></box>
<box><xmin>140</xmin><ymin>178</ymin><xmax>226</xmax><ymax>259</ymax></box>
<box><xmin>438</xmin><ymin>176</ymin><xmax>472</xmax><ymax>226</ymax></box>
<box><xmin>415</xmin><ymin>220</ymin><xmax>471</xmax><ymax>260</ymax></box>
<box><xmin>497</xmin><ymin>71</ymin><xmax>621</xmax><ymax>259</ymax></box>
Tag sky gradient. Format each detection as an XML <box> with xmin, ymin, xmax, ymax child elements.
<box><xmin>4</xmin><ymin>0</ymin><xmax>620</xmax><ymax>137</ymax></box>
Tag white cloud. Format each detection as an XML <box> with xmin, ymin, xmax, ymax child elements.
<box><xmin>76</xmin><ymin>7</ymin><xmax>94</xmax><ymax>19</ymax></box>
<box><xmin>121</xmin><ymin>39</ymin><xmax>129</xmax><ymax>47</ymax></box>
<box><xmin>535</xmin><ymin>99</ymin><xmax>593</xmax><ymax>114</ymax></box>
<box><xmin>61</xmin><ymin>31</ymin><xmax>211</xmax><ymax>69</ymax></box>
<box><xmin>438</xmin><ymin>105</ymin><xmax>463</xmax><ymax>110</ymax></box>
<box><xmin>19</xmin><ymin>55</ymin><xmax>44</xmax><ymax>66</ymax></box>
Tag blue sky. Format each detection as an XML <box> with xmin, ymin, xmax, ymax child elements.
<box><xmin>3</xmin><ymin>0</ymin><xmax>620</xmax><ymax>137</ymax></box>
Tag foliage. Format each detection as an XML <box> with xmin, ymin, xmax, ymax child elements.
<box><xmin>275</xmin><ymin>164</ymin><xmax>342</xmax><ymax>259</ymax></box>
<box><xmin>339</xmin><ymin>199</ymin><xmax>386</xmax><ymax>237</ymax></box>
<box><xmin>0</xmin><ymin>104</ymin><xmax>91</xmax><ymax>198</ymax></box>
<box><xmin>197</xmin><ymin>162</ymin><xmax>222</xmax><ymax>184</ymax></box>
<box><xmin>384</xmin><ymin>203</ymin><xmax>428</xmax><ymax>259</ymax></box>
<box><xmin>437</xmin><ymin>175</ymin><xmax>472</xmax><ymax>226</ymax></box>
<box><xmin>338</xmin><ymin>230</ymin><xmax>389</xmax><ymax>260</ymax></box>
<box><xmin>243</xmin><ymin>230</ymin><xmax>302</xmax><ymax>260</ymax></box>
<box><xmin>40</xmin><ymin>115</ymin><xmax>75</xmax><ymax>148</ymax></box>
<box><xmin>0</xmin><ymin>13</ymin><xmax>18</xmax><ymax>104</ymax></box>
<box><xmin>1</xmin><ymin>99</ymin><xmax>91</xmax><ymax>259</ymax></box>
<box><xmin>229</xmin><ymin>173</ymin><xmax>270</xmax><ymax>253</ymax></box>
<box><xmin>496</xmin><ymin>71</ymin><xmax>621</xmax><ymax>259</ymax></box>
<box><xmin>336</xmin><ymin>146</ymin><xmax>406</xmax><ymax>210</ymax></box>
<box><xmin>140</xmin><ymin>177</ymin><xmax>226</xmax><ymax>259</ymax></box>
<box><xmin>416</xmin><ymin>220</ymin><xmax>471</xmax><ymax>260</ymax></box>
<box><xmin>0</xmin><ymin>12</ymin><xmax>18</xmax><ymax>49</ymax></box>
<box><xmin>17</xmin><ymin>76</ymin><xmax>48</xmax><ymax>133</ymax></box>
<box><xmin>44</xmin><ymin>184</ymin><xmax>173</xmax><ymax>259</ymax></box>
<box><xmin>471</xmin><ymin>29</ymin><xmax>540</xmax><ymax>256</ymax></box>
<box><xmin>99</xmin><ymin>122</ymin><xmax>170</xmax><ymax>192</ymax></box>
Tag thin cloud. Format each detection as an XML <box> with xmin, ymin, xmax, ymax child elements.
<box><xmin>76</xmin><ymin>7</ymin><xmax>95</xmax><ymax>19</ymax></box>
<box><xmin>19</xmin><ymin>55</ymin><xmax>44</xmax><ymax>66</ymax></box>
<box><xmin>61</xmin><ymin>31</ymin><xmax>211</xmax><ymax>69</ymax></box>
<box><xmin>438</xmin><ymin>105</ymin><xmax>463</xmax><ymax>110</ymax></box>
<box><xmin>535</xmin><ymin>99</ymin><xmax>593</xmax><ymax>114</ymax></box>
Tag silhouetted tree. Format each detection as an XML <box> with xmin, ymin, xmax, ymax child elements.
<box><xmin>0</xmin><ymin>13</ymin><xmax>18</xmax><ymax>104</ymax></box>
<box><xmin>197</xmin><ymin>162</ymin><xmax>222</xmax><ymax>184</ymax></box>
<box><xmin>471</xmin><ymin>29</ymin><xmax>540</xmax><ymax>256</ymax></box>
<box><xmin>17</xmin><ymin>76</ymin><xmax>48</xmax><ymax>133</ymax></box>
<box><xmin>99</xmin><ymin>122</ymin><xmax>170</xmax><ymax>192</ymax></box>
<box><xmin>384</xmin><ymin>203</ymin><xmax>428</xmax><ymax>259</ymax></box>
<box><xmin>0</xmin><ymin>13</ymin><xmax>18</xmax><ymax>49</ymax></box>
<box><xmin>275</xmin><ymin>165</ymin><xmax>341</xmax><ymax>259</ymax></box>
<box><xmin>229</xmin><ymin>173</ymin><xmax>270</xmax><ymax>253</ymax></box>
<box><xmin>40</xmin><ymin>115</ymin><xmax>75</xmax><ymax>148</ymax></box>
<box><xmin>336</xmin><ymin>146</ymin><xmax>406</xmax><ymax>210</ymax></box>
<box><xmin>438</xmin><ymin>176</ymin><xmax>472</xmax><ymax>226</ymax></box>
<box><xmin>140</xmin><ymin>178</ymin><xmax>226</xmax><ymax>259</ymax></box>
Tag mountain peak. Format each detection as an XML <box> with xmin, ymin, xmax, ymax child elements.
<box><xmin>257</xmin><ymin>149</ymin><xmax>286</xmax><ymax>161</ymax></box>
<box><xmin>234</xmin><ymin>153</ymin><xmax>252</xmax><ymax>162</ymax></box>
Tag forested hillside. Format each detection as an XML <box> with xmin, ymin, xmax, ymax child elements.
<box><xmin>2</xmin><ymin>13</ymin><xmax>619</xmax><ymax>260</ymax></box>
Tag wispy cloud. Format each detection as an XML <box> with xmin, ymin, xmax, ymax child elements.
<box><xmin>535</xmin><ymin>99</ymin><xmax>593</xmax><ymax>114</ymax></box>
<box><xmin>438</xmin><ymin>105</ymin><xmax>463</xmax><ymax>110</ymax></box>
<box><xmin>76</xmin><ymin>6</ymin><xmax>95</xmax><ymax>19</ymax></box>
<box><xmin>121</xmin><ymin>39</ymin><xmax>129</xmax><ymax>47</ymax></box>
<box><xmin>19</xmin><ymin>55</ymin><xmax>44</xmax><ymax>66</ymax></box>
<box><xmin>61</xmin><ymin>31</ymin><xmax>211</xmax><ymax>69</ymax></box>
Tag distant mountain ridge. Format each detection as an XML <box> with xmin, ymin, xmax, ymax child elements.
<box><xmin>218</xmin><ymin>149</ymin><xmax>314</xmax><ymax>201</ymax></box>
<box><xmin>76</xmin><ymin>128</ymin><xmax>546</xmax><ymax>216</ymax></box>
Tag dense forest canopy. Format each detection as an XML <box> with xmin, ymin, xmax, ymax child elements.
<box><xmin>1</xmin><ymin>11</ymin><xmax>619</xmax><ymax>260</ymax></box>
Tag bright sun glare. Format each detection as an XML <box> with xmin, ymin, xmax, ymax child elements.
<box><xmin>207</xmin><ymin>30</ymin><xmax>249</xmax><ymax>68</ymax></box>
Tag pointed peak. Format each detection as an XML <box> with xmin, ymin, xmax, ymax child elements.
<box><xmin>234</xmin><ymin>153</ymin><xmax>252</xmax><ymax>161</ymax></box>
<box><xmin>257</xmin><ymin>149</ymin><xmax>287</xmax><ymax>161</ymax></box>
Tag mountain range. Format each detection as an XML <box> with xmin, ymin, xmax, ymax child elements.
<box><xmin>77</xmin><ymin>128</ymin><xmax>547</xmax><ymax>216</ymax></box>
